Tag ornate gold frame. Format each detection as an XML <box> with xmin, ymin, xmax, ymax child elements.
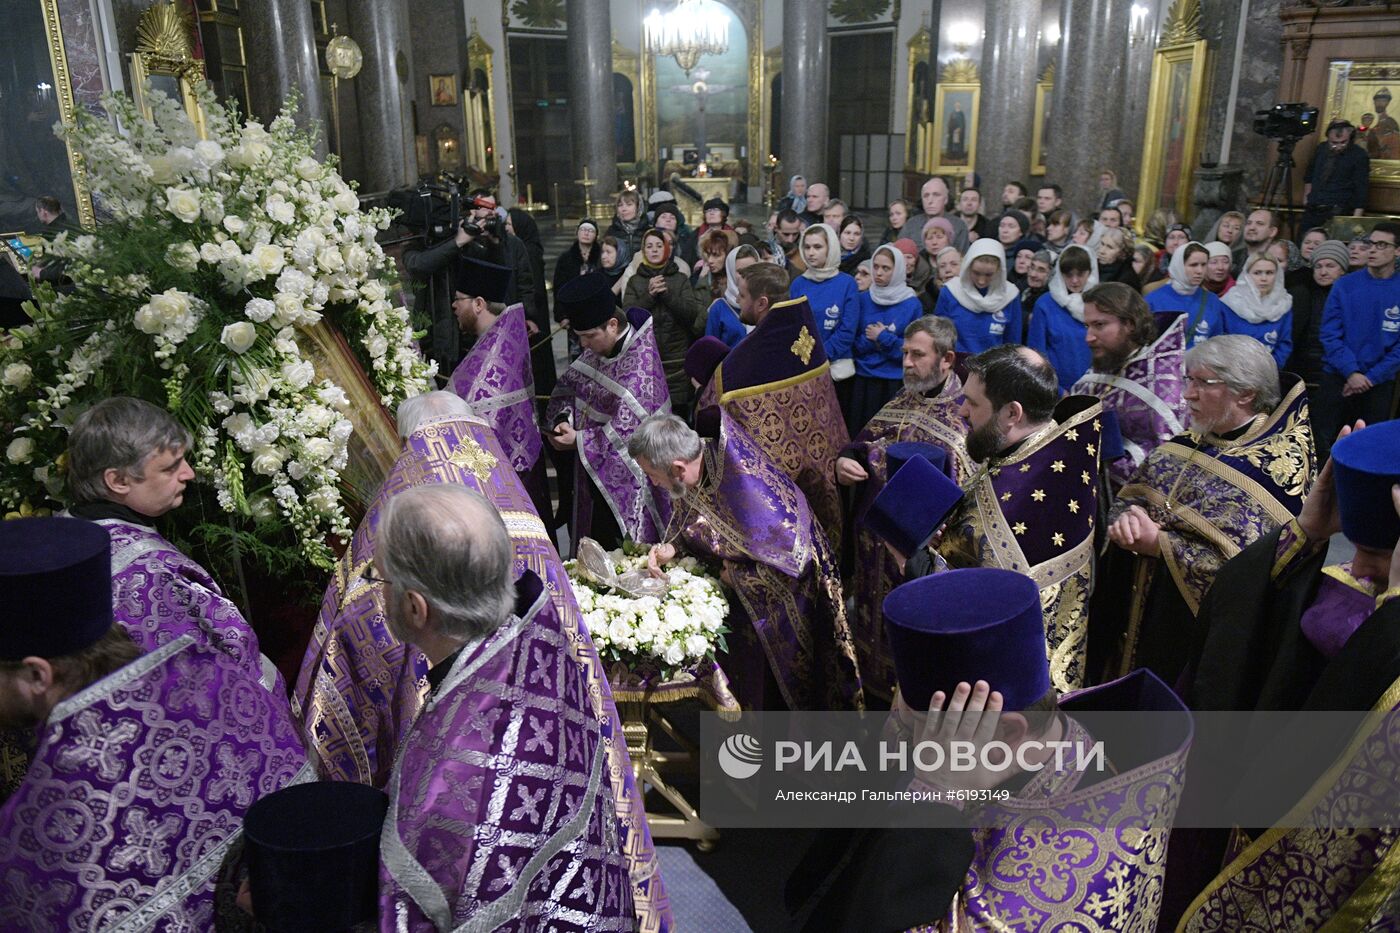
<box><xmin>1322</xmin><ymin>60</ymin><xmax>1400</xmax><ymax>188</ymax></box>
<box><xmin>463</xmin><ymin>26</ymin><xmax>497</xmax><ymax>175</ymax></box>
<box><xmin>129</xmin><ymin>1</ymin><xmax>207</xmax><ymax>135</ymax></box>
<box><xmin>904</xmin><ymin>27</ymin><xmax>932</xmax><ymax>173</ymax></box>
<box><xmin>39</xmin><ymin>0</ymin><xmax>95</xmax><ymax>228</ymax></box>
<box><xmin>764</xmin><ymin>42</ymin><xmax>781</xmax><ymax>164</ymax></box>
<box><xmin>1031</xmin><ymin>63</ymin><xmax>1054</xmax><ymax>177</ymax></box>
<box><xmin>1136</xmin><ymin>0</ymin><xmax>1210</xmax><ymax>222</ymax></box>
<box><xmin>931</xmin><ymin>58</ymin><xmax>979</xmax><ymax>176</ymax></box>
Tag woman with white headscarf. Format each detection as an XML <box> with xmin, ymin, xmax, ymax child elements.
<box><xmin>702</xmin><ymin>243</ymin><xmax>761</xmax><ymax>348</ymax></box>
<box><xmin>850</xmin><ymin>243</ymin><xmax>925</xmax><ymax>431</ymax></box>
<box><xmin>791</xmin><ymin>223</ymin><xmax>861</xmax><ymax>382</ymax></box>
<box><xmin>1222</xmin><ymin>253</ymin><xmax>1294</xmax><ymax>367</ymax></box>
<box><xmin>1027</xmin><ymin>245</ymin><xmax>1100</xmax><ymax>392</ymax></box>
<box><xmin>777</xmin><ymin>175</ymin><xmax>808</xmax><ymax>216</ymax></box>
<box><xmin>1145</xmin><ymin>240</ymin><xmax>1227</xmax><ymax>348</ymax></box>
<box><xmin>933</xmin><ymin>237</ymin><xmax>1024</xmax><ymax>353</ymax></box>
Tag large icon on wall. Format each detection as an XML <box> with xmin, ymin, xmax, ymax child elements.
<box><xmin>931</xmin><ymin>59</ymin><xmax>979</xmax><ymax>175</ymax></box>
<box><xmin>1137</xmin><ymin>0</ymin><xmax>1210</xmax><ymax>226</ymax></box>
<box><xmin>1322</xmin><ymin>61</ymin><xmax>1400</xmax><ymax>188</ymax></box>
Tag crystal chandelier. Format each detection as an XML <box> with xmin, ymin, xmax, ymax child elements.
<box><xmin>645</xmin><ymin>0</ymin><xmax>730</xmax><ymax>77</ymax></box>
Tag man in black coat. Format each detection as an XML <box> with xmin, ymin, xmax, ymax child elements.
<box><xmin>1299</xmin><ymin>119</ymin><xmax>1370</xmax><ymax>240</ymax></box>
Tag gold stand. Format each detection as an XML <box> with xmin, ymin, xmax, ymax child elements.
<box><xmin>617</xmin><ymin>696</ymin><xmax>720</xmax><ymax>852</ymax></box>
<box><xmin>575</xmin><ymin>166</ymin><xmax>598</xmax><ymax>224</ymax></box>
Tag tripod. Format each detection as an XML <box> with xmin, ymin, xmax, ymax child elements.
<box><xmin>1259</xmin><ymin>136</ymin><xmax>1301</xmax><ymax>241</ymax></box>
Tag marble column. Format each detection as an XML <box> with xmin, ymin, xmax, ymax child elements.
<box><xmin>347</xmin><ymin>0</ymin><xmax>416</xmax><ymax>192</ymax></box>
<box><xmin>1113</xmin><ymin>15</ymin><xmax>1158</xmax><ymax>198</ymax></box>
<box><xmin>240</xmin><ymin>0</ymin><xmax>326</xmax><ymax>158</ymax></box>
<box><xmin>1047</xmin><ymin>0</ymin><xmax>1132</xmax><ymax>216</ymax></box>
<box><xmin>978</xmin><ymin>0</ymin><xmax>1041</xmax><ymax>196</ymax></box>
<box><xmin>566</xmin><ymin>0</ymin><xmax>616</xmax><ymax>203</ymax></box>
<box><xmin>780</xmin><ymin>0</ymin><xmax>829</xmax><ymax>183</ymax></box>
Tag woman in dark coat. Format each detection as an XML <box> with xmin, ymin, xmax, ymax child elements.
<box><xmin>553</xmin><ymin>219</ymin><xmax>602</xmax><ymax>293</ymax></box>
<box><xmin>622</xmin><ymin>228</ymin><xmax>705</xmax><ymax>407</ymax></box>
<box><xmin>508</xmin><ymin>206</ymin><xmax>557</xmax><ymax>401</ymax></box>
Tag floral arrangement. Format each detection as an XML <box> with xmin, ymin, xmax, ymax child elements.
<box><xmin>0</xmin><ymin>88</ymin><xmax>434</xmax><ymax>574</ymax></box>
<box><xmin>565</xmin><ymin>545</ymin><xmax>729</xmax><ymax>678</ymax></box>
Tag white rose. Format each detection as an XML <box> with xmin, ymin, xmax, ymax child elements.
<box><xmin>250</xmin><ymin>446</ymin><xmax>284</xmax><ymax>476</ymax></box>
<box><xmin>194</xmin><ymin>140</ymin><xmax>225</xmax><ymax>166</ymax></box>
<box><xmin>265</xmin><ymin>195</ymin><xmax>295</xmax><ymax>225</ymax></box>
<box><xmin>684</xmin><ymin>634</ymin><xmax>710</xmax><ymax>658</ymax></box>
<box><xmin>222</xmin><ymin>412</ymin><xmax>254</xmax><ymax>443</ymax></box>
<box><xmin>2</xmin><ymin>363</ymin><xmax>32</xmax><ymax>389</ymax></box>
<box><xmin>244</xmin><ymin>297</ymin><xmax>276</xmax><ymax>323</ymax></box>
<box><xmin>247</xmin><ymin>244</ymin><xmax>284</xmax><ymax>278</ymax></box>
<box><xmin>222</xmin><ymin>215</ymin><xmax>246</xmax><ymax>235</ymax></box>
<box><xmin>6</xmin><ymin>437</ymin><xmax>34</xmax><ymax>463</ymax></box>
<box><xmin>295</xmin><ymin>156</ymin><xmax>323</xmax><ymax>181</ymax></box>
<box><xmin>272</xmin><ymin>293</ymin><xmax>302</xmax><ymax>326</ymax></box>
<box><xmin>200</xmin><ymin>242</ymin><xmax>223</xmax><ymax>264</ymax></box>
<box><xmin>242</xmin><ymin>120</ymin><xmax>270</xmax><ymax>141</ymax></box>
<box><xmin>147</xmin><ymin>289</ymin><xmax>192</xmax><ymax>323</ymax></box>
<box><xmin>219</xmin><ymin>240</ymin><xmax>241</xmax><ymax>261</ymax></box>
<box><xmin>280</xmin><ymin>360</ymin><xmax>315</xmax><ymax>389</ymax></box>
<box><xmin>302</xmin><ymin>437</ymin><xmax>334</xmax><ymax>462</ymax></box>
<box><xmin>220</xmin><ymin>321</ymin><xmax>257</xmax><ymax>354</ymax></box>
<box><xmin>662</xmin><ymin>643</ymin><xmax>685</xmax><ymax>666</ymax></box>
<box><xmin>332</xmin><ymin>189</ymin><xmax>360</xmax><ymax>213</ymax></box>
<box><xmin>315</xmin><ymin>247</ymin><xmax>345</xmax><ymax>273</ymax></box>
<box><xmin>164</xmin><ymin>187</ymin><xmax>202</xmax><ymax>223</ymax></box>
<box><xmin>165</xmin><ymin>242</ymin><xmax>200</xmax><ymax>272</ymax></box>
<box><xmin>365</xmin><ymin>333</ymin><xmax>389</xmax><ymax>359</ymax></box>
<box><xmin>360</xmin><ymin>280</ymin><xmax>387</xmax><ymax>303</ymax></box>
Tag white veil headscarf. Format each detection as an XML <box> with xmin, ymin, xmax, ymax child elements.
<box><xmin>1047</xmin><ymin>245</ymin><xmax>1101</xmax><ymax>323</ymax></box>
<box><xmin>869</xmin><ymin>243</ymin><xmax>918</xmax><ymax>305</ymax></box>
<box><xmin>801</xmin><ymin>223</ymin><xmax>842</xmax><ymax>283</ymax></box>
<box><xmin>1222</xmin><ymin>254</ymin><xmax>1293</xmax><ymax>324</ymax></box>
<box><xmin>1166</xmin><ymin>240</ymin><xmax>1207</xmax><ymax>296</ymax></box>
<box><xmin>943</xmin><ymin>238</ymin><xmax>1020</xmax><ymax>313</ymax></box>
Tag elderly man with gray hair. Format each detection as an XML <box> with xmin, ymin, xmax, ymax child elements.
<box><xmin>375</xmin><ymin>484</ymin><xmax>638</xmax><ymax>930</ymax></box>
<box><xmin>1089</xmin><ymin>334</ymin><xmax>1316</xmax><ymax>685</ymax></box>
<box><xmin>66</xmin><ymin>396</ymin><xmax>282</xmax><ymax>693</ymax></box>
<box><xmin>629</xmin><ymin>411</ymin><xmax>863</xmax><ymax>710</ymax></box>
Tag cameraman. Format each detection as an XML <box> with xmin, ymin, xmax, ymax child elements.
<box><xmin>1300</xmin><ymin>119</ymin><xmax>1370</xmax><ymax>242</ymax></box>
<box><xmin>404</xmin><ymin>191</ymin><xmax>536</xmax><ymax>374</ymax></box>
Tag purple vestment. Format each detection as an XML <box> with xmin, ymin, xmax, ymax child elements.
<box><xmin>670</xmin><ymin>410</ymin><xmax>863</xmax><ymax>710</ymax></box>
<box><xmin>0</xmin><ymin>634</ymin><xmax>311</xmax><ymax>931</ymax></box>
<box><xmin>380</xmin><ymin>571</ymin><xmax>635</xmax><ymax>932</ymax></box>
<box><xmin>293</xmin><ymin>414</ymin><xmax>671</xmax><ymax>931</ymax></box>
<box><xmin>97</xmin><ymin>517</ymin><xmax>284</xmax><ymax>699</ymax></box>
<box><xmin>447</xmin><ymin>304</ymin><xmax>549</xmax><ymax>516</ymax></box>
<box><xmin>546</xmin><ymin>309</ymin><xmax>672</xmax><ymax>552</ymax></box>
<box><xmin>1072</xmin><ymin>311</ymin><xmax>1190</xmax><ymax>489</ymax></box>
<box><xmin>842</xmin><ymin>375</ymin><xmax>971</xmax><ymax>698</ymax></box>
<box><xmin>697</xmin><ymin>295</ymin><xmax>850</xmax><ymax>551</ymax></box>
<box><xmin>1300</xmin><ymin>566</ymin><xmax>1380</xmax><ymax>658</ymax></box>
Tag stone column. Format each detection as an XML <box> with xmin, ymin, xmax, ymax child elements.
<box><xmin>1113</xmin><ymin>24</ymin><xmax>1157</xmax><ymax>197</ymax></box>
<box><xmin>780</xmin><ymin>0</ymin><xmax>829</xmax><ymax>183</ymax></box>
<box><xmin>566</xmin><ymin>0</ymin><xmax>616</xmax><ymax>203</ymax></box>
<box><xmin>977</xmin><ymin>0</ymin><xmax>1041</xmax><ymax>196</ymax></box>
<box><xmin>347</xmin><ymin>0</ymin><xmax>416</xmax><ymax>192</ymax></box>
<box><xmin>1046</xmin><ymin>0</ymin><xmax>1132</xmax><ymax>216</ymax></box>
<box><xmin>240</xmin><ymin>0</ymin><xmax>327</xmax><ymax>157</ymax></box>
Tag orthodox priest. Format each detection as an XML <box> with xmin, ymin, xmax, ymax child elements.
<box><xmin>695</xmin><ymin>261</ymin><xmax>849</xmax><ymax>550</ymax></box>
<box><xmin>921</xmin><ymin>345</ymin><xmax>1103</xmax><ymax>693</ymax></box>
<box><xmin>630</xmin><ymin>412</ymin><xmax>863</xmax><ymax>711</ymax></box>
<box><xmin>1071</xmin><ymin>282</ymin><xmax>1190</xmax><ymax>490</ymax></box>
<box><xmin>0</xmin><ymin>517</ymin><xmax>311</xmax><ymax>931</ymax></box>
<box><xmin>547</xmin><ymin>272</ymin><xmax>671</xmax><ymax>553</ymax></box>
<box><xmin>375</xmin><ymin>485</ymin><xmax>637</xmax><ymax>931</ymax></box>
<box><xmin>1092</xmin><ymin>335</ymin><xmax>1315</xmax><ymax>687</ymax></box>
<box><xmin>836</xmin><ymin>314</ymin><xmax>971</xmax><ymax>697</ymax></box>
<box><xmin>293</xmin><ymin>391</ymin><xmax>671</xmax><ymax>931</ymax></box>
<box><xmin>447</xmin><ymin>257</ymin><xmax>550</xmax><ymax>520</ymax></box>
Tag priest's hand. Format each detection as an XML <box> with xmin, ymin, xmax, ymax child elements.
<box><xmin>1298</xmin><ymin>421</ymin><xmax>1365</xmax><ymax>543</ymax></box>
<box><xmin>647</xmin><ymin>543</ymin><xmax>676</xmax><ymax>578</ymax></box>
<box><xmin>883</xmin><ymin>541</ymin><xmax>908</xmax><ymax>576</ymax></box>
<box><xmin>908</xmin><ymin>681</ymin><xmax>1012</xmax><ymax>793</ymax></box>
<box><xmin>548</xmin><ymin>423</ymin><xmax>577</xmax><ymax>450</ymax></box>
<box><xmin>835</xmin><ymin>456</ymin><xmax>869</xmax><ymax>485</ymax></box>
<box><xmin>525</xmin><ymin>319</ymin><xmax>540</xmax><ymax>335</ymax></box>
<box><xmin>1108</xmin><ymin>505</ymin><xmax>1162</xmax><ymax>557</ymax></box>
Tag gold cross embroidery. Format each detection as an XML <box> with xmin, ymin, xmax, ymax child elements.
<box><xmin>448</xmin><ymin>437</ymin><xmax>499</xmax><ymax>483</ymax></box>
<box><xmin>790</xmin><ymin>326</ymin><xmax>815</xmax><ymax>365</ymax></box>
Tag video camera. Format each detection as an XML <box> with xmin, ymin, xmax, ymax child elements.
<box><xmin>1253</xmin><ymin>102</ymin><xmax>1320</xmax><ymax>141</ymax></box>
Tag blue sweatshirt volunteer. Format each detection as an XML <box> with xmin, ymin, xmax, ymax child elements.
<box><xmin>791</xmin><ymin>272</ymin><xmax>862</xmax><ymax>362</ymax></box>
<box><xmin>1319</xmin><ymin>268</ymin><xmax>1400</xmax><ymax>384</ymax></box>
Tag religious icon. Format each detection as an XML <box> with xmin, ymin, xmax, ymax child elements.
<box><xmin>1321</xmin><ymin>61</ymin><xmax>1400</xmax><ymax>187</ymax></box>
<box><xmin>932</xmin><ymin>83</ymin><xmax>979</xmax><ymax>173</ymax></box>
<box><xmin>430</xmin><ymin>74</ymin><xmax>457</xmax><ymax>107</ymax></box>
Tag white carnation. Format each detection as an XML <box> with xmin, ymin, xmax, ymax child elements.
<box><xmin>244</xmin><ymin>297</ymin><xmax>277</xmax><ymax>323</ymax></box>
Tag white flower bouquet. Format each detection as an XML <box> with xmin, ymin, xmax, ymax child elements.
<box><xmin>565</xmin><ymin>545</ymin><xmax>730</xmax><ymax>679</ymax></box>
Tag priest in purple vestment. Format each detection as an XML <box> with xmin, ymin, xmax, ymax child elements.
<box><xmin>447</xmin><ymin>257</ymin><xmax>550</xmax><ymax>520</ymax></box>
<box><xmin>1071</xmin><ymin>282</ymin><xmax>1189</xmax><ymax>490</ymax></box>
<box><xmin>293</xmin><ymin>391</ymin><xmax>671</xmax><ymax>932</ymax></box>
<box><xmin>374</xmin><ymin>484</ymin><xmax>637</xmax><ymax>931</ymax></box>
<box><xmin>65</xmin><ymin>396</ymin><xmax>282</xmax><ymax>696</ymax></box>
<box><xmin>547</xmin><ymin>272</ymin><xmax>672</xmax><ymax>554</ymax></box>
<box><xmin>629</xmin><ymin>412</ymin><xmax>863</xmax><ymax>711</ymax></box>
<box><xmin>0</xmin><ymin>517</ymin><xmax>311</xmax><ymax>932</ymax></box>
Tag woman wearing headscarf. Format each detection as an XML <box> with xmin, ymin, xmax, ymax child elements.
<box><xmin>1027</xmin><ymin>245</ymin><xmax>1100</xmax><ymax>392</ymax></box>
<box><xmin>933</xmin><ymin>238</ymin><xmax>1024</xmax><ymax>353</ymax></box>
<box><xmin>1222</xmin><ymin>253</ymin><xmax>1294</xmax><ymax>367</ymax></box>
<box><xmin>854</xmin><ymin>258</ymin><xmax>873</xmax><ymax>292</ymax></box>
<box><xmin>553</xmin><ymin>219</ymin><xmax>602</xmax><ymax>294</ymax></box>
<box><xmin>1145</xmin><ymin>240</ymin><xmax>1227</xmax><ymax>347</ymax></box>
<box><xmin>792</xmin><ymin>223</ymin><xmax>862</xmax><ymax>385</ymax></box>
<box><xmin>1202</xmin><ymin>241</ymin><xmax>1236</xmax><ymax>296</ymax></box>
<box><xmin>623</xmin><ymin>228</ymin><xmax>706</xmax><ymax>405</ymax></box>
<box><xmin>850</xmin><ymin>243</ymin><xmax>925</xmax><ymax>432</ymax></box>
<box><xmin>777</xmin><ymin>175</ymin><xmax>809</xmax><ymax>216</ymax></box>
<box><xmin>702</xmin><ymin>243</ymin><xmax>760</xmax><ymax>349</ymax></box>
<box><xmin>838</xmin><ymin>214</ymin><xmax>872</xmax><ymax>275</ymax></box>
<box><xmin>995</xmin><ymin>210</ymin><xmax>1032</xmax><ymax>266</ymax></box>
<box><xmin>1267</xmin><ymin>237</ymin><xmax>1311</xmax><ymax>290</ymax></box>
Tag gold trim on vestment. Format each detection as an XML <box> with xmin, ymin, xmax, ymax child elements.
<box><xmin>715</xmin><ymin>359</ymin><xmax>831</xmax><ymax>404</ymax></box>
<box><xmin>1150</xmin><ymin>442</ymin><xmax>1298</xmax><ymax>529</ymax></box>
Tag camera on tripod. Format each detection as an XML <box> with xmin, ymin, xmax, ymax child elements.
<box><xmin>1253</xmin><ymin>102</ymin><xmax>1320</xmax><ymax>141</ymax></box>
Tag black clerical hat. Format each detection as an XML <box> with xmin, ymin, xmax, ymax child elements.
<box><xmin>1331</xmin><ymin>419</ymin><xmax>1400</xmax><ymax>550</ymax></box>
<box><xmin>0</xmin><ymin>517</ymin><xmax>112</xmax><ymax>661</ymax></box>
<box><xmin>453</xmin><ymin>257</ymin><xmax>514</xmax><ymax>303</ymax></box>
<box><xmin>555</xmin><ymin>272</ymin><xmax>619</xmax><ymax>331</ymax></box>
<box><xmin>244</xmin><ymin>781</ymin><xmax>389</xmax><ymax>932</ymax></box>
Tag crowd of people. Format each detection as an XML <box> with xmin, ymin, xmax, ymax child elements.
<box><xmin>2</xmin><ymin>145</ymin><xmax>1398</xmax><ymax>931</ymax></box>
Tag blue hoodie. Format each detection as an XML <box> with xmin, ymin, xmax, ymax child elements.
<box><xmin>791</xmin><ymin>272</ymin><xmax>862</xmax><ymax>362</ymax></box>
<box><xmin>1146</xmin><ymin>285</ymin><xmax>1226</xmax><ymax>348</ymax></box>
<box><xmin>1026</xmin><ymin>294</ymin><xmax>1091</xmax><ymax>392</ymax></box>
<box><xmin>704</xmin><ymin>297</ymin><xmax>748</xmax><ymax>348</ymax></box>
<box><xmin>854</xmin><ymin>292</ymin><xmax>923</xmax><ymax>379</ymax></box>
<box><xmin>1319</xmin><ymin>268</ymin><xmax>1400</xmax><ymax>383</ymax></box>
